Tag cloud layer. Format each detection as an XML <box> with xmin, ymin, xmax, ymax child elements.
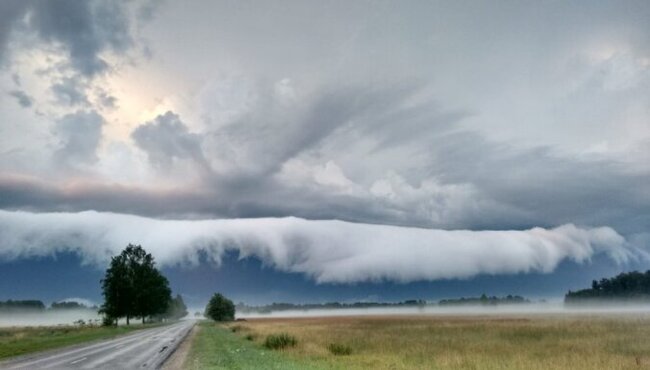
<box><xmin>0</xmin><ymin>210</ymin><xmax>634</xmax><ymax>284</ymax></box>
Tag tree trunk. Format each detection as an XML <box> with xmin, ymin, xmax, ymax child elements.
<box><xmin>126</xmin><ymin>315</ymin><xmax>130</xmax><ymax>325</ymax></box>
<box><xmin>142</xmin><ymin>316</ymin><xmax>145</xmax><ymax>325</ymax></box>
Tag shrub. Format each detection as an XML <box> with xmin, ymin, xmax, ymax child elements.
<box><xmin>230</xmin><ymin>325</ymin><xmax>244</xmax><ymax>333</ymax></box>
<box><xmin>101</xmin><ymin>316</ymin><xmax>116</xmax><ymax>327</ymax></box>
<box><xmin>264</xmin><ymin>333</ymin><xmax>297</xmax><ymax>350</ymax></box>
<box><xmin>328</xmin><ymin>343</ymin><xmax>352</xmax><ymax>356</ymax></box>
<box><xmin>244</xmin><ymin>333</ymin><xmax>256</xmax><ymax>341</ymax></box>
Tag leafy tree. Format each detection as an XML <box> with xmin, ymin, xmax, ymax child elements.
<box><xmin>205</xmin><ymin>293</ymin><xmax>235</xmax><ymax>322</ymax></box>
<box><xmin>164</xmin><ymin>294</ymin><xmax>189</xmax><ymax>320</ymax></box>
<box><xmin>100</xmin><ymin>244</ymin><xmax>172</xmax><ymax>325</ymax></box>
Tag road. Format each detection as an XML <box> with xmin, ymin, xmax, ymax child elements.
<box><xmin>0</xmin><ymin>320</ymin><xmax>195</xmax><ymax>369</ymax></box>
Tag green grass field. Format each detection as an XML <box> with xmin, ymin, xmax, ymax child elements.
<box><xmin>188</xmin><ymin>314</ymin><xmax>650</xmax><ymax>370</ymax></box>
<box><xmin>0</xmin><ymin>324</ymin><xmax>157</xmax><ymax>360</ymax></box>
<box><xmin>186</xmin><ymin>321</ymin><xmax>325</xmax><ymax>370</ymax></box>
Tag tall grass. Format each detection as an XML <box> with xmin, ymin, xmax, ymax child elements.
<box><xmin>228</xmin><ymin>314</ymin><xmax>650</xmax><ymax>369</ymax></box>
<box><xmin>264</xmin><ymin>333</ymin><xmax>297</xmax><ymax>350</ymax></box>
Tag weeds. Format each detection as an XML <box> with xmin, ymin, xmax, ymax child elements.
<box><xmin>264</xmin><ymin>333</ymin><xmax>297</xmax><ymax>350</ymax></box>
<box><xmin>327</xmin><ymin>343</ymin><xmax>352</xmax><ymax>356</ymax></box>
<box><xmin>230</xmin><ymin>325</ymin><xmax>244</xmax><ymax>333</ymax></box>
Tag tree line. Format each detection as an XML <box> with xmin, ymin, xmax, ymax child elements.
<box><xmin>565</xmin><ymin>270</ymin><xmax>650</xmax><ymax>303</ymax></box>
<box><xmin>235</xmin><ymin>295</ymin><xmax>532</xmax><ymax>314</ymax></box>
<box><xmin>439</xmin><ymin>294</ymin><xmax>529</xmax><ymax>306</ymax></box>
<box><xmin>0</xmin><ymin>300</ymin><xmax>98</xmax><ymax>312</ymax></box>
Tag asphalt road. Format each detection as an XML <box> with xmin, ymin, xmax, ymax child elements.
<box><xmin>0</xmin><ymin>320</ymin><xmax>195</xmax><ymax>369</ymax></box>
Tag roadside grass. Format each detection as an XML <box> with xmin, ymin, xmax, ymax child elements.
<box><xmin>222</xmin><ymin>314</ymin><xmax>650</xmax><ymax>370</ymax></box>
<box><xmin>0</xmin><ymin>324</ymin><xmax>158</xmax><ymax>360</ymax></box>
<box><xmin>186</xmin><ymin>321</ymin><xmax>326</xmax><ymax>370</ymax></box>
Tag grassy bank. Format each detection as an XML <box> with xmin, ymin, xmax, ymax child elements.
<box><xmin>219</xmin><ymin>314</ymin><xmax>650</xmax><ymax>370</ymax></box>
<box><xmin>0</xmin><ymin>324</ymin><xmax>156</xmax><ymax>360</ymax></box>
<box><xmin>186</xmin><ymin>321</ymin><xmax>325</xmax><ymax>369</ymax></box>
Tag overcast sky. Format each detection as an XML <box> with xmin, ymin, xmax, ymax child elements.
<box><xmin>0</xmin><ymin>0</ymin><xmax>648</xmax><ymax>302</ymax></box>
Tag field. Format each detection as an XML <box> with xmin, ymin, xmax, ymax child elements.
<box><xmin>0</xmin><ymin>324</ymin><xmax>156</xmax><ymax>360</ymax></box>
<box><xmin>188</xmin><ymin>314</ymin><xmax>650</xmax><ymax>369</ymax></box>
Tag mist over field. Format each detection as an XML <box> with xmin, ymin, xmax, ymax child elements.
<box><xmin>0</xmin><ymin>310</ymin><xmax>101</xmax><ymax>328</ymax></box>
<box><xmin>236</xmin><ymin>302</ymin><xmax>650</xmax><ymax>319</ymax></box>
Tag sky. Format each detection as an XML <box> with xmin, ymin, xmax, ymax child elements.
<box><xmin>0</xmin><ymin>0</ymin><xmax>649</xmax><ymax>307</ymax></box>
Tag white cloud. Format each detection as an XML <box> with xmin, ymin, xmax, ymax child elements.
<box><xmin>0</xmin><ymin>210</ymin><xmax>635</xmax><ymax>284</ymax></box>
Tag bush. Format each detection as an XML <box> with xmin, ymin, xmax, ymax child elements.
<box><xmin>264</xmin><ymin>333</ymin><xmax>297</xmax><ymax>350</ymax></box>
<box><xmin>244</xmin><ymin>333</ymin><xmax>256</xmax><ymax>341</ymax></box>
<box><xmin>102</xmin><ymin>316</ymin><xmax>116</xmax><ymax>327</ymax></box>
<box><xmin>230</xmin><ymin>325</ymin><xmax>244</xmax><ymax>333</ymax></box>
<box><xmin>204</xmin><ymin>293</ymin><xmax>235</xmax><ymax>322</ymax></box>
<box><xmin>328</xmin><ymin>343</ymin><xmax>352</xmax><ymax>356</ymax></box>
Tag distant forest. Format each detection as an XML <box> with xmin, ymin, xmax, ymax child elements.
<box><xmin>439</xmin><ymin>294</ymin><xmax>529</xmax><ymax>306</ymax></box>
<box><xmin>0</xmin><ymin>300</ymin><xmax>96</xmax><ymax>312</ymax></box>
<box><xmin>565</xmin><ymin>270</ymin><xmax>650</xmax><ymax>303</ymax></box>
<box><xmin>236</xmin><ymin>295</ymin><xmax>531</xmax><ymax>314</ymax></box>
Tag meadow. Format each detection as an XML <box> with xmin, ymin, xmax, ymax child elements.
<box><xmin>189</xmin><ymin>313</ymin><xmax>650</xmax><ymax>370</ymax></box>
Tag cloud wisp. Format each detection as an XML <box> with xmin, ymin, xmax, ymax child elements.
<box><xmin>0</xmin><ymin>210</ymin><xmax>635</xmax><ymax>284</ymax></box>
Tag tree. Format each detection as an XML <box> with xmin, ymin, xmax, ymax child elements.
<box><xmin>205</xmin><ymin>293</ymin><xmax>235</xmax><ymax>322</ymax></box>
<box><xmin>165</xmin><ymin>294</ymin><xmax>189</xmax><ymax>320</ymax></box>
<box><xmin>100</xmin><ymin>244</ymin><xmax>172</xmax><ymax>325</ymax></box>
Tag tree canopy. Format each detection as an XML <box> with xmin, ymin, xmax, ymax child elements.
<box><xmin>100</xmin><ymin>244</ymin><xmax>172</xmax><ymax>325</ymax></box>
<box><xmin>205</xmin><ymin>293</ymin><xmax>235</xmax><ymax>322</ymax></box>
<box><xmin>565</xmin><ymin>270</ymin><xmax>650</xmax><ymax>303</ymax></box>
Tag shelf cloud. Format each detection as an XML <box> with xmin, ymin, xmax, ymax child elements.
<box><xmin>0</xmin><ymin>210</ymin><xmax>635</xmax><ymax>284</ymax></box>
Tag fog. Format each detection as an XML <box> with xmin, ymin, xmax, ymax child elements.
<box><xmin>0</xmin><ymin>310</ymin><xmax>101</xmax><ymax>328</ymax></box>
<box><xmin>236</xmin><ymin>302</ymin><xmax>650</xmax><ymax>319</ymax></box>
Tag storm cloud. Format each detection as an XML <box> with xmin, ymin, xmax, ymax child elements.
<box><xmin>0</xmin><ymin>1</ymin><xmax>648</xmax><ymax>289</ymax></box>
<box><xmin>0</xmin><ymin>210</ymin><xmax>637</xmax><ymax>283</ymax></box>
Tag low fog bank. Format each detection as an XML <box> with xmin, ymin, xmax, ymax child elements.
<box><xmin>0</xmin><ymin>310</ymin><xmax>101</xmax><ymax>327</ymax></box>
<box><xmin>236</xmin><ymin>302</ymin><xmax>650</xmax><ymax>319</ymax></box>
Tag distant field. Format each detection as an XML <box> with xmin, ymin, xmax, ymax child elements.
<box><xmin>197</xmin><ymin>314</ymin><xmax>650</xmax><ymax>370</ymax></box>
<box><xmin>0</xmin><ymin>324</ymin><xmax>156</xmax><ymax>360</ymax></box>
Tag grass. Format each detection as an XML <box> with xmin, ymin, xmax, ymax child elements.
<box><xmin>185</xmin><ymin>321</ymin><xmax>324</xmax><ymax>370</ymax></box>
<box><xmin>327</xmin><ymin>343</ymin><xmax>352</xmax><ymax>356</ymax></box>
<box><xmin>264</xmin><ymin>333</ymin><xmax>298</xmax><ymax>350</ymax></box>
<box><xmin>0</xmin><ymin>324</ymin><xmax>157</xmax><ymax>360</ymax></box>
<box><xmin>215</xmin><ymin>314</ymin><xmax>650</xmax><ymax>370</ymax></box>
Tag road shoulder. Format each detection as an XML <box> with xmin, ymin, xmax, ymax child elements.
<box><xmin>162</xmin><ymin>323</ymin><xmax>198</xmax><ymax>369</ymax></box>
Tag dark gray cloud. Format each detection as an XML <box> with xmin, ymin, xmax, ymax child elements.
<box><xmin>8</xmin><ymin>90</ymin><xmax>33</xmax><ymax>107</ymax></box>
<box><xmin>30</xmin><ymin>0</ymin><xmax>132</xmax><ymax>76</ymax></box>
<box><xmin>0</xmin><ymin>0</ymin><xmax>30</xmax><ymax>63</ymax></box>
<box><xmin>51</xmin><ymin>77</ymin><xmax>88</xmax><ymax>106</ymax></box>
<box><xmin>95</xmin><ymin>89</ymin><xmax>117</xmax><ymax>109</ymax></box>
<box><xmin>52</xmin><ymin>110</ymin><xmax>104</xmax><ymax>166</ymax></box>
<box><xmin>131</xmin><ymin>111</ymin><xmax>209</xmax><ymax>170</ymax></box>
<box><xmin>0</xmin><ymin>0</ymin><xmax>134</xmax><ymax>76</ymax></box>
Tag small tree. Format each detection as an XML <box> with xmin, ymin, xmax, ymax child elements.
<box><xmin>205</xmin><ymin>293</ymin><xmax>235</xmax><ymax>322</ymax></box>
